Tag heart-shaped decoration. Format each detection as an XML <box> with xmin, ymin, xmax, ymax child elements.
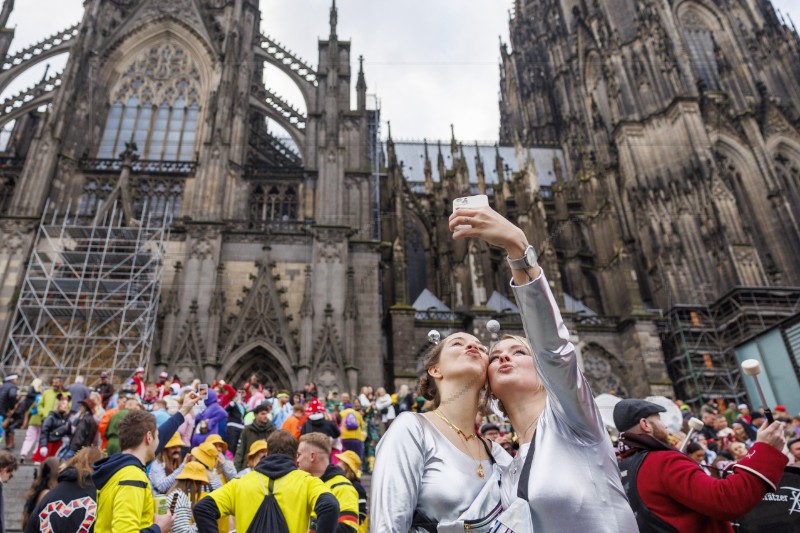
<box><xmin>39</xmin><ymin>497</ymin><xmax>97</xmax><ymax>533</ymax></box>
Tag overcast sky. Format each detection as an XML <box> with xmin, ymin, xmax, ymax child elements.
<box><xmin>4</xmin><ymin>0</ymin><xmax>800</xmax><ymax>142</ymax></box>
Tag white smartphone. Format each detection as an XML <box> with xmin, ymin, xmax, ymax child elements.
<box><xmin>453</xmin><ymin>194</ymin><xmax>489</xmax><ymax>212</ymax></box>
<box><xmin>198</xmin><ymin>384</ymin><xmax>209</xmax><ymax>399</ymax></box>
<box><xmin>453</xmin><ymin>195</ymin><xmax>488</xmax><ymax>231</ymax></box>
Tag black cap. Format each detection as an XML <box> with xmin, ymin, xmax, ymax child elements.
<box><xmin>480</xmin><ymin>423</ymin><xmax>500</xmax><ymax>436</ymax></box>
<box><xmin>613</xmin><ymin>399</ymin><xmax>666</xmax><ymax>432</ymax></box>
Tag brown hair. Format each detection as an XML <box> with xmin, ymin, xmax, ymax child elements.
<box><xmin>266</xmin><ymin>430</ymin><xmax>298</xmax><ymax>457</ymax></box>
<box><xmin>22</xmin><ymin>458</ymin><xmax>59</xmax><ymax>528</ymax></box>
<box><xmin>119</xmin><ymin>410</ymin><xmax>157</xmax><ymax>451</ymax></box>
<box><xmin>0</xmin><ymin>450</ymin><xmax>17</xmax><ymax>473</ymax></box>
<box><xmin>418</xmin><ymin>341</ymin><xmax>446</xmax><ymax>408</ymax></box>
<box><xmin>167</xmin><ymin>479</ymin><xmax>207</xmax><ymax>504</ymax></box>
<box><xmin>158</xmin><ymin>447</ymin><xmax>182</xmax><ymax>476</ymax></box>
<box><xmin>64</xmin><ymin>447</ymin><xmax>104</xmax><ymax>488</ymax></box>
<box><xmin>300</xmin><ymin>432</ymin><xmax>332</xmax><ymax>455</ymax></box>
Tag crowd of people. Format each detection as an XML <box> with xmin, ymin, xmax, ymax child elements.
<box><xmin>0</xmin><ymin>204</ymin><xmax>799</xmax><ymax>533</ymax></box>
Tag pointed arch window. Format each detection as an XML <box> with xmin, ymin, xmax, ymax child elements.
<box><xmin>680</xmin><ymin>11</ymin><xmax>721</xmax><ymax>90</ymax></box>
<box><xmin>249</xmin><ymin>183</ymin><xmax>298</xmax><ymax>226</ymax></box>
<box><xmin>98</xmin><ymin>42</ymin><xmax>203</xmax><ymax>161</ymax></box>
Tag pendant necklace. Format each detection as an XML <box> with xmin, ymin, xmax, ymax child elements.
<box><xmin>434</xmin><ymin>409</ymin><xmax>485</xmax><ymax>478</ymax></box>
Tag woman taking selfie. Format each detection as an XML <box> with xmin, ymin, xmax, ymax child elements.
<box><xmin>449</xmin><ymin>205</ymin><xmax>637</xmax><ymax>531</ymax></box>
<box><xmin>370</xmin><ymin>329</ymin><xmax>510</xmax><ymax>531</ymax></box>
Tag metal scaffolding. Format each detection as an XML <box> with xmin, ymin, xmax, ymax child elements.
<box><xmin>663</xmin><ymin>287</ymin><xmax>800</xmax><ymax>405</ymax></box>
<box><xmin>1</xmin><ymin>200</ymin><xmax>169</xmax><ymax>383</ymax></box>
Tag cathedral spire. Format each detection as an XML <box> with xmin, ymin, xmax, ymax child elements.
<box><xmin>423</xmin><ymin>139</ymin><xmax>434</xmax><ymax>194</ymax></box>
<box><xmin>437</xmin><ymin>141</ymin><xmax>446</xmax><ymax>181</ymax></box>
<box><xmin>356</xmin><ymin>55</ymin><xmax>367</xmax><ymax>111</ymax></box>
<box><xmin>450</xmin><ymin>123</ymin><xmax>458</xmax><ymax>155</ymax></box>
<box><xmin>475</xmin><ymin>141</ymin><xmax>486</xmax><ymax>195</ymax></box>
<box><xmin>0</xmin><ymin>0</ymin><xmax>13</xmax><ymax>29</ymax></box>
<box><xmin>329</xmin><ymin>0</ymin><xmax>338</xmax><ymax>39</ymax></box>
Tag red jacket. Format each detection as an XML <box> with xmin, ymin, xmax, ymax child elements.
<box><xmin>637</xmin><ymin>442</ymin><xmax>787</xmax><ymax>532</ymax></box>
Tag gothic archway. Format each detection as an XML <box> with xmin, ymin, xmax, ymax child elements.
<box><xmin>222</xmin><ymin>344</ymin><xmax>294</xmax><ymax>391</ymax></box>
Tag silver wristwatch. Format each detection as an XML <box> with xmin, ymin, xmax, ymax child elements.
<box><xmin>506</xmin><ymin>245</ymin><xmax>538</xmax><ymax>270</ymax></box>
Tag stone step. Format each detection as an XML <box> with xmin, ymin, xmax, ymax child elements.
<box><xmin>2</xmin><ymin>429</ymin><xmax>38</xmax><ymax>532</ymax></box>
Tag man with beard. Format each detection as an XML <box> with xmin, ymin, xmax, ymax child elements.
<box><xmin>615</xmin><ymin>398</ymin><xmax>788</xmax><ymax>533</ymax></box>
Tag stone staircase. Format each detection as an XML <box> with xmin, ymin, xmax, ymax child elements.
<box><xmin>2</xmin><ymin>429</ymin><xmax>37</xmax><ymax>532</ymax></box>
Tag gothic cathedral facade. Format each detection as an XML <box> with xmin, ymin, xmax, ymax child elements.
<box><xmin>0</xmin><ymin>0</ymin><xmax>383</xmax><ymax>393</ymax></box>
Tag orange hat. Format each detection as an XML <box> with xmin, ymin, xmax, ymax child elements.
<box><xmin>191</xmin><ymin>441</ymin><xmax>218</xmax><ymax>469</ymax></box>
<box><xmin>204</xmin><ymin>434</ymin><xmax>228</xmax><ymax>452</ymax></box>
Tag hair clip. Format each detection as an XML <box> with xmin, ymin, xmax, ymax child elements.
<box><xmin>427</xmin><ymin>330</ymin><xmax>441</xmax><ymax>345</ymax></box>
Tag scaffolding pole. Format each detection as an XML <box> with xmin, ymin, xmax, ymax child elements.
<box><xmin>1</xmin><ymin>198</ymin><xmax>170</xmax><ymax>384</ymax></box>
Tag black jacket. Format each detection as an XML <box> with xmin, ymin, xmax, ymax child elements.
<box><xmin>0</xmin><ymin>381</ymin><xmax>17</xmax><ymax>415</ymax></box>
<box><xmin>40</xmin><ymin>410</ymin><xmax>71</xmax><ymax>445</ymax></box>
<box><xmin>300</xmin><ymin>417</ymin><xmax>341</xmax><ymax>439</ymax></box>
<box><xmin>69</xmin><ymin>412</ymin><xmax>98</xmax><ymax>451</ymax></box>
<box><xmin>95</xmin><ymin>382</ymin><xmax>114</xmax><ymax>407</ymax></box>
<box><xmin>23</xmin><ymin>467</ymin><xmax>97</xmax><ymax>533</ymax></box>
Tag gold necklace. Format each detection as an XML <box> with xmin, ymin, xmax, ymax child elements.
<box><xmin>433</xmin><ymin>409</ymin><xmax>485</xmax><ymax>478</ymax></box>
<box><xmin>433</xmin><ymin>409</ymin><xmax>477</xmax><ymax>440</ymax></box>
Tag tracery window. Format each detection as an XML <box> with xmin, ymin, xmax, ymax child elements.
<box><xmin>680</xmin><ymin>11</ymin><xmax>720</xmax><ymax>90</ymax></box>
<box><xmin>249</xmin><ymin>184</ymin><xmax>298</xmax><ymax>226</ymax></box>
<box><xmin>78</xmin><ymin>177</ymin><xmax>183</xmax><ymax>219</ymax></box>
<box><xmin>98</xmin><ymin>43</ymin><xmax>203</xmax><ymax>161</ymax></box>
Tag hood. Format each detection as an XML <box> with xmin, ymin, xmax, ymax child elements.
<box><xmin>204</xmin><ymin>389</ymin><xmax>218</xmax><ymax>407</ymax></box>
<box><xmin>321</xmin><ymin>464</ymin><xmax>347</xmax><ymax>483</ymax></box>
<box><xmin>91</xmin><ymin>453</ymin><xmax>145</xmax><ymax>490</ymax></box>
<box><xmin>254</xmin><ymin>453</ymin><xmax>297</xmax><ymax>479</ymax></box>
<box><xmin>57</xmin><ymin>466</ymin><xmax>80</xmax><ymax>483</ymax></box>
<box><xmin>250</xmin><ymin>419</ymin><xmax>274</xmax><ymax>432</ymax></box>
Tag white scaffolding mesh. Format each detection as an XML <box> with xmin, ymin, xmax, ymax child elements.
<box><xmin>1</xmin><ymin>200</ymin><xmax>169</xmax><ymax>383</ymax></box>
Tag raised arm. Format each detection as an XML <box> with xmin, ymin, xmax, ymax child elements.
<box><xmin>449</xmin><ymin>206</ymin><xmax>604</xmax><ymax>442</ymax></box>
<box><xmin>368</xmin><ymin>413</ymin><xmax>425</xmax><ymax>532</ymax></box>
<box><xmin>512</xmin><ymin>271</ymin><xmax>605</xmax><ymax>442</ymax></box>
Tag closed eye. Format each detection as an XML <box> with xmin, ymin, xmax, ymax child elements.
<box><xmin>488</xmin><ymin>355</ymin><xmax>500</xmax><ymax>365</ymax></box>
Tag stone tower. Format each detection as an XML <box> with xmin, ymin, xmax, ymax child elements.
<box><xmin>0</xmin><ymin>0</ymin><xmax>382</xmax><ymax>393</ymax></box>
<box><xmin>498</xmin><ymin>0</ymin><xmax>800</xmax><ymax>401</ymax></box>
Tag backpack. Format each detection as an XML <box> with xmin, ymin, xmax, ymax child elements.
<box><xmin>246</xmin><ymin>475</ymin><xmax>289</xmax><ymax>533</ymax></box>
<box><xmin>344</xmin><ymin>411</ymin><xmax>359</xmax><ymax>430</ymax></box>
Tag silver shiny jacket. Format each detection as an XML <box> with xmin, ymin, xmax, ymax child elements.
<box><xmin>503</xmin><ymin>273</ymin><xmax>639</xmax><ymax>532</ymax></box>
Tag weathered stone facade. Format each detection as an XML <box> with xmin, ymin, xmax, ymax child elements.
<box><xmin>493</xmin><ymin>0</ymin><xmax>800</xmax><ymax>401</ymax></box>
<box><xmin>3</xmin><ymin>0</ymin><xmax>799</xmax><ymax>401</ymax></box>
<box><xmin>0</xmin><ymin>0</ymin><xmax>383</xmax><ymax>392</ymax></box>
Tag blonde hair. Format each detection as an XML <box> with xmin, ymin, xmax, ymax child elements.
<box><xmin>300</xmin><ymin>432</ymin><xmax>332</xmax><ymax>456</ymax></box>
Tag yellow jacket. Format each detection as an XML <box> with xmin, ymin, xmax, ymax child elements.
<box><xmin>194</xmin><ymin>454</ymin><xmax>339</xmax><ymax>533</ymax></box>
<box><xmin>320</xmin><ymin>466</ymin><xmax>359</xmax><ymax>531</ymax></box>
<box><xmin>339</xmin><ymin>408</ymin><xmax>365</xmax><ymax>441</ymax></box>
<box><xmin>93</xmin><ymin>456</ymin><xmax>156</xmax><ymax>533</ymax></box>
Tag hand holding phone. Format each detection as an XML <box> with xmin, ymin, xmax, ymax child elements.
<box><xmin>198</xmin><ymin>384</ymin><xmax>209</xmax><ymax>399</ymax></box>
<box><xmin>453</xmin><ymin>195</ymin><xmax>488</xmax><ymax>231</ymax></box>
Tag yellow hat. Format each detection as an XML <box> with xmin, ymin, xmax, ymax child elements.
<box><xmin>247</xmin><ymin>440</ymin><xmax>268</xmax><ymax>458</ymax></box>
<box><xmin>176</xmin><ymin>461</ymin><xmax>210</xmax><ymax>483</ymax></box>
<box><xmin>204</xmin><ymin>434</ymin><xmax>228</xmax><ymax>452</ymax></box>
<box><xmin>191</xmin><ymin>441</ymin><xmax>218</xmax><ymax>469</ymax></box>
<box><xmin>335</xmin><ymin>450</ymin><xmax>362</xmax><ymax>479</ymax></box>
<box><xmin>164</xmin><ymin>433</ymin><xmax>187</xmax><ymax>449</ymax></box>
